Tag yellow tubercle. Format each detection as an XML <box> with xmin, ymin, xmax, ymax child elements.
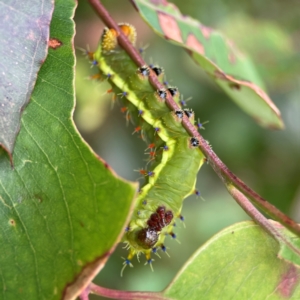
<box><xmin>102</xmin><ymin>28</ymin><xmax>118</xmax><ymax>51</ymax></box>
<box><xmin>127</xmin><ymin>249</ymin><xmax>135</xmax><ymax>261</ymax></box>
<box><xmin>119</xmin><ymin>23</ymin><xmax>137</xmax><ymax>45</ymax></box>
<box><xmin>102</xmin><ymin>23</ymin><xmax>136</xmax><ymax>52</ymax></box>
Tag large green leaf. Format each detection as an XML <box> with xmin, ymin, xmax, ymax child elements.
<box><xmin>219</xmin><ymin>13</ymin><xmax>300</xmax><ymax>90</ymax></box>
<box><xmin>131</xmin><ymin>0</ymin><xmax>284</xmax><ymax>129</ymax></box>
<box><xmin>0</xmin><ymin>1</ymin><xmax>136</xmax><ymax>299</ymax></box>
<box><xmin>164</xmin><ymin>221</ymin><xmax>300</xmax><ymax>299</ymax></box>
<box><xmin>0</xmin><ymin>0</ymin><xmax>54</xmax><ymax>158</ymax></box>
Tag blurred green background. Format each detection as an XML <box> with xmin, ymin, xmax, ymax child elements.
<box><xmin>74</xmin><ymin>0</ymin><xmax>300</xmax><ymax>297</ymax></box>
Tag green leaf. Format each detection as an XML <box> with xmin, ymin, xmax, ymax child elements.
<box><xmin>163</xmin><ymin>221</ymin><xmax>300</xmax><ymax>300</ymax></box>
<box><xmin>0</xmin><ymin>0</ymin><xmax>54</xmax><ymax>158</ymax></box>
<box><xmin>271</xmin><ymin>220</ymin><xmax>300</xmax><ymax>267</ymax></box>
<box><xmin>219</xmin><ymin>13</ymin><xmax>300</xmax><ymax>90</ymax></box>
<box><xmin>0</xmin><ymin>1</ymin><xmax>137</xmax><ymax>299</ymax></box>
<box><xmin>131</xmin><ymin>0</ymin><xmax>284</xmax><ymax>130</ymax></box>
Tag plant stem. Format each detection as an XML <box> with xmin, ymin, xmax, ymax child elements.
<box><xmin>228</xmin><ymin>185</ymin><xmax>300</xmax><ymax>257</ymax></box>
<box><xmin>87</xmin><ymin>0</ymin><xmax>300</xmax><ymax>237</ymax></box>
<box><xmin>79</xmin><ymin>286</ymin><xmax>90</xmax><ymax>300</ymax></box>
<box><xmin>89</xmin><ymin>283</ymin><xmax>170</xmax><ymax>300</ymax></box>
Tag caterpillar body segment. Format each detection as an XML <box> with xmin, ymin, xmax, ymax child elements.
<box><xmin>93</xmin><ymin>24</ymin><xmax>205</xmax><ymax>271</ymax></box>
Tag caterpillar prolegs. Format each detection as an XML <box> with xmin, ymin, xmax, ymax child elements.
<box><xmin>91</xmin><ymin>24</ymin><xmax>205</xmax><ymax>273</ymax></box>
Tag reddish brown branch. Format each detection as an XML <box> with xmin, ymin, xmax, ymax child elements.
<box><xmin>228</xmin><ymin>185</ymin><xmax>300</xmax><ymax>257</ymax></box>
<box><xmin>87</xmin><ymin>0</ymin><xmax>300</xmax><ymax>237</ymax></box>
<box><xmin>89</xmin><ymin>283</ymin><xmax>170</xmax><ymax>300</ymax></box>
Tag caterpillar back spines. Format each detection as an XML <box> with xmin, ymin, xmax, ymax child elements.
<box><xmin>174</xmin><ymin>109</ymin><xmax>184</xmax><ymax>120</ymax></box>
<box><xmin>167</xmin><ymin>86</ymin><xmax>179</xmax><ymax>98</ymax></box>
<box><xmin>184</xmin><ymin>108</ymin><xmax>194</xmax><ymax>119</ymax></box>
<box><xmin>150</xmin><ymin>65</ymin><xmax>164</xmax><ymax>78</ymax></box>
<box><xmin>161</xmin><ymin>111</ymin><xmax>188</xmax><ymax>137</ymax></box>
<box><xmin>137</xmin><ymin>65</ymin><xmax>150</xmax><ymax>78</ymax></box>
<box><xmin>190</xmin><ymin>137</ymin><xmax>200</xmax><ymax>148</ymax></box>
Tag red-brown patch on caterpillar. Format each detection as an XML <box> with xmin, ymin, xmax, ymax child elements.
<box><xmin>135</xmin><ymin>206</ymin><xmax>174</xmax><ymax>250</ymax></box>
<box><xmin>146</xmin><ymin>206</ymin><xmax>174</xmax><ymax>232</ymax></box>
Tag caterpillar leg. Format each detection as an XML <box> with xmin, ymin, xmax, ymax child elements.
<box><xmin>121</xmin><ymin>248</ymin><xmax>155</xmax><ymax>275</ymax></box>
<box><xmin>161</xmin><ymin>244</ymin><xmax>170</xmax><ymax>258</ymax></box>
<box><xmin>152</xmin><ymin>244</ymin><xmax>170</xmax><ymax>258</ymax></box>
<box><xmin>144</xmin><ymin>252</ymin><xmax>154</xmax><ymax>272</ymax></box>
<box><xmin>121</xmin><ymin>251</ymin><xmax>134</xmax><ymax>277</ymax></box>
<box><xmin>152</xmin><ymin>247</ymin><xmax>161</xmax><ymax>259</ymax></box>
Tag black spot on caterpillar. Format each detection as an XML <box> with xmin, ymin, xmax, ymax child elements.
<box><xmin>167</xmin><ymin>87</ymin><xmax>179</xmax><ymax>97</ymax></box>
<box><xmin>92</xmin><ymin>23</ymin><xmax>205</xmax><ymax>274</ymax></box>
<box><xmin>175</xmin><ymin>110</ymin><xmax>184</xmax><ymax>119</ymax></box>
<box><xmin>138</xmin><ymin>66</ymin><xmax>151</xmax><ymax>77</ymax></box>
<box><xmin>150</xmin><ymin>65</ymin><xmax>164</xmax><ymax>77</ymax></box>
<box><xmin>184</xmin><ymin>108</ymin><xmax>194</xmax><ymax>119</ymax></box>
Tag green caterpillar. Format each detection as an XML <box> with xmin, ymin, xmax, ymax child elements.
<box><xmin>91</xmin><ymin>23</ymin><xmax>205</xmax><ymax>274</ymax></box>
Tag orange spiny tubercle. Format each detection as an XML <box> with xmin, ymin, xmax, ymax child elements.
<box><xmin>89</xmin><ymin>73</ymin><xmax>102</xmax><ymax>80</ymax></box>
<box><xmin>132</xmin><ymin>126</ymin><xmax>142</xmax><ymax>135</ymax></box>
<box><xmin>135</xmin><ymin>169</ymin><xmax>147</xmax><ymax>176</ymax></box>
<box><xmin>146</xmin><ymin>143</ymin><xmax>156</xmax><ymax>150</ymax></box>
<box><xmin>148</xmin><ymin>150</ymin><xmax>156</xmax><ymax>158</ymax></box>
